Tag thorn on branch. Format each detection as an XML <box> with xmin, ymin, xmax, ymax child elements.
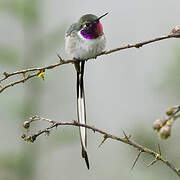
<box><xmin>157</xmin><ymin>144</ymin><xmax>162</xmax><ymax>156</ymax></box>
<box><xmin>131</xmin><ymin>150</ymin><xmax>143</xmax><ymax>170</ymax></box>
<box><xmin>98</xmin><ymin>134</ymin><xmax>108</xmax><ymax>148</ymax></box>
<box><xmin>147</xmin><ymin>144</ymin><xmax>162</xmax><ymax>167</ymax></box>
<box><xmin>19</xmin><ymin>115</ymin><xmax>180</xmax><ymax>177</ymax></box>
<box><xmin>147</xmin><ymin>158</ymin><xmax>158</xmax><ymax>167</ymax></box>
<box><xmin>123</xmin><ymin>130</ymin><xmax>131</xmax><ymax>141</ymax></box>
<box><xmin>57</xmin><ymin>53</ymin><xmax>64</xmax><ymax>63</ymax></box>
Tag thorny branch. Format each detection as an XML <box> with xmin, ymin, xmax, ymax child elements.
<box><xmin>22</xmin><ymin>113</ymin><xmax>180</xmax><ymax>177</ymax></box>
<box><xmin>1</xmin><ymin>25</ymin><xmax>180</xmax><ymax>176</ymax></box>
<box><xmin>0</xmin><ymin>26</ymin><xmax>180</xmax><ymax>93</ymax></box>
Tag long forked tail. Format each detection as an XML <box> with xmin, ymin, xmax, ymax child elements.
<box><xmin>76</xmin><ymin>61</ymin><xmax>89</xmax><ymax>169</ymax></box>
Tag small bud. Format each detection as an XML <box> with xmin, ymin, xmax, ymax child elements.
<box><xmin>26</xmin><ymin>136</ymin><xmax>34</xmax><ymax>143</ymax></box>
<box><xmin>159</xmin><ymin>124</ymin><xmax>171</xmax><ymax>139</ymax></box>
<box><xmin>23</xmin><ymin>121</ymin><xmax>30</xmax><ymax>129</ymax></box>
<box><xmin>153</xmin><ymin>119</ymin><xmax>167</xmax><ymax>131</ymax></box>
<box><xmin>21</xmin><ymin>133</ymin><xmax>26</xmax><ymax>139</ymax></box>
<box><xmin>171</xmin><ymin>26</ymin><xmax>180</xmax><ymax>34</ymax></box>
<box><xmin>166</xmin><ymin>107</ymin><xmax>175</xmax><ymax>116</ymax></box>
<box><xmin>171</xmin><ymin>26</ymin><xmax>180</xmax><ymax>38</ymax></box>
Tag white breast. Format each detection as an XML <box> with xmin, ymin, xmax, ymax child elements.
<box><xmin>65</xmin><ymin>31</ymin><xmax>106</xmax><ymax>60</ymax></box>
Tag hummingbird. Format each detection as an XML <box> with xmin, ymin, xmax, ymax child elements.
<box><xmin>65</xmin><ymin>13</ymin><xmax>108</xmax><ymax>169</ymax></box>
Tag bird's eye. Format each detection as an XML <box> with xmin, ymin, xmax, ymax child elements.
<box><xmin>85</xmin><ymin>23</ymin><xmax>90</xmax><ymax>28</ymax></box>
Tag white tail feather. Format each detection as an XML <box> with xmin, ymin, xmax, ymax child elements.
<box><xmin>78</xmin><ymin>96</ymin><xmax>86</xmax><ymax>149</ymax></box>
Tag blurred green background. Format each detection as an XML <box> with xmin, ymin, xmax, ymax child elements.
<box><xmin>0</xmin><ymin>0</ymin><xmax>180</xmax><ymax>179</ymax></box>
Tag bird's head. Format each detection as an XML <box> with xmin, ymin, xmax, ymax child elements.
<box><xmin>78</xmin><ymin>13</ymin><xmax>108</xmax><ymax>39</ymax></box>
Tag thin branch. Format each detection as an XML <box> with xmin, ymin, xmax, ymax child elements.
<box><xmin>22</xmin><ymin>116</ymin><xmax>180</xmax><ymax>177</ymax></box>
<box><xmin>0</xmin><ymin>57</ymin><xmax>75</xmax><ymax>93</ymax></box>
<box><xmin>0</xmin><ymin>73</ymin><xmax>37</xmax><ymax>93</ymax></box>
<box><xmin>0</xmin><ymin>29</ymin><xmax>180</xmax><ymax>93</ymax></box>
<box><xmin>100</xmin><ymin>32</ymin><xmax>180</xmax><ymax>55</ymax></box>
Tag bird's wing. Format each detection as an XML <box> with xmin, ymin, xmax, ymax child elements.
<box><xmin>65</xmin><ymin>23</ymin><xmax>80</xmax><ymax>37</ymax></box>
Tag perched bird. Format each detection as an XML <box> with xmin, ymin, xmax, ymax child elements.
<box><xmin>65</xmin><ymin>13</ymin><xmax>107</xmax><ymax>169</ymax></box>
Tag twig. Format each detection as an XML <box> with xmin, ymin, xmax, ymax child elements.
<box><xmin>0</xmin><ymin>73</ymin><xmax>37</xmax><ymax>93</ymax></box>
<box><xmin>0</xmin><ymin>57</ymin><xmax>75</xmax><ymax>93</ymax></box>
<box><xmin>100</xmin><ymin>32</ymin><xmax>180</xmax><ymax>55</ymax></box>
<box><xmin>22</xmin><ymin>116</ymin><xmax>180</xmax><ymax>177</ymax></box>
<box><xmin>1</xmin><ymin>29</ymin><xmax>180</xmax><ymax>93</ymax></box>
